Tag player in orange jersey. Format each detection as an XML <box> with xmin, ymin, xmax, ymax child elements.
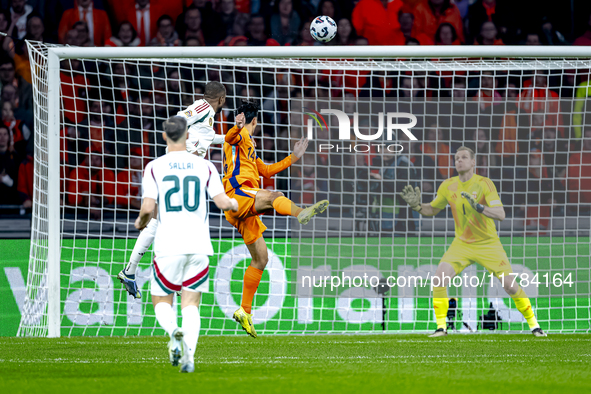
<box><xmin>223</xmin><ymin>100</ymin><xmax>328</xmax><ymax>337</ymax></box>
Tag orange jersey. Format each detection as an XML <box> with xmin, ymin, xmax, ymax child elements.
<box><xmin>222</xmin><ymin>125</ymin><xmax>294</xmax><ymax>193</ymax></box>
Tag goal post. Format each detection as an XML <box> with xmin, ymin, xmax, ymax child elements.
<box><xmin>21</xmin><ymin>43</ymin><xmax>591</xmax><ymax>337</ymax></box>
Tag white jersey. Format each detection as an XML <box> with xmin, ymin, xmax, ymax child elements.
<box><xmin>142</xmin><ymin>151</ymin><xmax>225</xmax><ymax>258</ymax></box>
<box><xmin>176</xmin><ymin>99</ymin><xmax>225</xmax><ymax>157</ymax></box>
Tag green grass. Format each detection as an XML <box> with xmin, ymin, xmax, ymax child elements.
<box><xmin>1</xmin><ymin>335</ymin><xmax>590</xmax><ymax>394</ymax></box>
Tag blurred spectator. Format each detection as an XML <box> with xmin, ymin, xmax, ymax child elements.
<box><xmin>66</xmin><ymin>149</ymin><xmax>116</xmax><ymax>218</ymax></box>
<box><xmin>573</xmin><ymin>78</ymin><xmax>591</xmax><ymax>139</ymax></box>
<box><xmin>0</xmin><ymin>9</ymin><xmax>12</xmax><ymax>53</ymax></box>
<box><xmin>77</xmin><ymin>99</ymin><xmax>116</xmax><ymax>166</ymax></box>
<box><xmin>394</xmin><ymin>10</ymin><xmax>434</xmax><ymax>45</ymax></box>
<box><xmin>181</xmin><ymin>0</ymin><xmax>224</xmax><ymax>45</ymax></box>
<box><xmin>525</xmin><ymin>32</ymin><xmax>541</xmax><ymax>45</ymax></box>
<box><xmin>106</xmin><ymin>21</ymin><xmax>141</xmax><ymax>47</ymax></box>
<box><xmin>566</xmin><ymin>129</ymin><xmax>591</xmax><ymax>206</ymax></box>
<box><xmin>183</xmin><ymin>7</ymin><xmax>204</xmax><ymax>44</ymax></box>
<box><xmin>149</xmin><ymin>15</ymin><xmax>180</xmax><ymax>46</ymax></box>
<box><xmin>0</xmin><ymin>124</ymin><xmax>19</xmax><ymax>204</ymax></box>
<box><xmin>472</xmin><ymin>71</ymin><xmax>501</xmax><ymax>110</ymax></box>
<box><xmin>475</xmin><ymin>21</ymin><xmax>503</xmax><ymax>45</ymax></box>
<box><xmin>352</xmin><ymin>0</ymin><xmax>402</xmax><ymax>46</ymax></box>
<box><xmin>270</xmin><ymin>0</ymin><xmax>300</xmax><ymax>45</ymax></box>
<box><xmin>60</xmin><ymin>57</ymin><xmax>88</xmax><ymax>124</ymax></box>
<box><xmin>317</xmin><ymin>0</ymin><xmax>339</xmax><ymax>20</ymax></box>
<box><xmin>474</xmin><ymin>129</ymin><xmax>498</xmax><ymax>179</ymax></box>
<box><xmin>294</xmin><ymin>19</ymin><xmax>316</xmax><ymax>46</ymax></box>
<box><xmin>116</xmin><ymin>147</ymin><xmax>143</xmax><ymax>209</ymax></box>
<box><xmin>2</xmin><ymin>84</ymin><xmax>33</xmax><ymax>130</ymax></box>
<box><xmin>2</xmin><ymin>100</ymin><xmax>31</xmax><ymax>158</ymax></box>
<box><xmin>17</xmin><ymin>151</ymin><xmax>33</xmax><ymax>208</ymax></box>
<box><xmin>518</xmin><ymin>70</ymin><xmax>563</xmax><ymax>137</ymax></box>
<box><xmin>58</xmin><ymin>0</ymin><xmax>112</xmax><ymax>46</ymax></box>
<box><xmin>218</xmin><ymin>0</ymin><xmax>238</xmax><ymax>39</ymax></box>
<box><xmin>372</xmin><ymin>134</ymin><xmax>419</xmax><ymax>233</ymax></box>
<box><xmin>398</xmin><ymin>76</ymin><xmax>423</xmax><ymax>98</ymax></box>
<box><xmin>434</xmin><ymin>22</ymin><xmax>460</xmax><ymax>45</ymax></box>
<box><xmin>413</xmin><ymin>0</ymin><xmax>464</xmax><ymax>44</ymax></box>
<box><xmin>467</xmin><ymin>0</ymin><xmax>513</xmax><ymax>43</ymax></box>
<box><xmin>334</xmin><ymin>18</ymin><xmax>356</xmax><ymax>45</ymax></box>
<box><xmin>72</xmin><ymin>21</ymin><xmax>90</xmax><ymax>46</ymax></box>
<box><xmin>573</xmin><ymin>13</ymin><xmax>591</xmax><ymax>46</ymax></box>
<box><xmin>540</xmin><ymin>17</ymin><xmax>567</xmax><ymax>46</ymax></box>
<box><xmin>0</xmin><ymin>57</ymin><xmax>32</xmax><ymax>112</ymax></box>
<box><xmin>246</xmin><ymin>14</ymin><xmax>279</xmax><ymax>46</ymax></box>
<box><xmin>125</xmin><ymin>0</ymin><xmax>164</xmax><ymax>46</ymax></box>
<box><xmin>516</xmin><ymin>150</ymin><xmax>552</xmax><ymax>228</ymax></box>
<box><xmin>422</xmin><ymin>124</ymin><xmax>452</xmax><ymax>179</ymax></box>
<box><xmin>8</xmin><ymin>0</ymin><xmax>33</xmax><ymax>39</ymax></box>
<box><xmin>63</xmin><ymin>28</ymin><xmax>78</xmax><ymax>45</ymax></box>
<box><xmin>25</xmin><ymin>14</ymin><xmax>44</xmax><ymax>41</ymax></box>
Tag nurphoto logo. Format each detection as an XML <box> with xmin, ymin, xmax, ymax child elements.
<box><xmin>304</xmin><ymin>109</ymin><xmax>419</xmax><ymax>153</ymax></box>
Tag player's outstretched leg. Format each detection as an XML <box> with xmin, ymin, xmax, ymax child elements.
<box><xmin>267</xmin><ymin>193</ymin><xmax>329</xmax><ymax>225</ymax></box>
<box><xmin>297</xmin><ymin>199</ymin><xmax>330</xmax><ymax>225</ymax></box>
<box><xmin>117</xmin><ymin>218</ymin><xmax>158</xmax><ymax>298</ymax></box>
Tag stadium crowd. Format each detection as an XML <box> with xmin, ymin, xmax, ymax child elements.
<box><xmin>0</xmin><ymin>0</ymin><xmax>591</xmax><ymax>233</ymax></box>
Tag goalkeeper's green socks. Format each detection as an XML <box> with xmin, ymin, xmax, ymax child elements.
<box><xmin>511</xmin><ymin>288</ymin><xmax>539</xmax><ymax>329</ymax></box>
<box><xmin>433</xmin><ymin>287</ymin><xmax>449</xmax><ymax>330</ymax></box>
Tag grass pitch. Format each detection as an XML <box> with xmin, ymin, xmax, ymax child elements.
<box><xmin>1</xmin><ymin>334</ymin><xmax>590</xmax><ymax>394</ymax></box>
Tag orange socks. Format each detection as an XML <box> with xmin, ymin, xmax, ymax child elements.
<box><xmin>272</xmin><ymin>196</ymin><xmax>303</xmax><ymax>217</ymax></box>
<box><xmin>241</xmin><ymin>266</ymin><xmax>264</xmax><ymax>314</ymax></box>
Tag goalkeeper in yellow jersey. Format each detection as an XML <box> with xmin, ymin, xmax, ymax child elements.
<box><xmin>400</xmin><ymin>146</ymin><xmax>547</xmax><ymax>338</ymax></box>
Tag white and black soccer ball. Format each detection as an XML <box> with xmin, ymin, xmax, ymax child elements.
<box><xmin>310</xmin><ymin>16</ymin><xmax>337</xmax><ymax>43</ymax></box>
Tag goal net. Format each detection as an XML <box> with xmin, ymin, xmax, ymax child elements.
<box><xmin>19</xmin><ymin>43</ymin><xmax>591</xmax><ymax>337</ymax></box>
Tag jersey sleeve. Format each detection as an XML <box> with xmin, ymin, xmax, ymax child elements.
<box><xmin>225</xmin><ymin>125</ymin><xmax>245</xmax><ymax>145</ymax></box>
<box><xmin>142</xmin><ymin>161</ymin><xmax>158</xmax><ymax>200</ymax></box>
<box><xmin>481</xmin><ymin>178</ymin><xmax>503</xmax><ymax>207</ymax></box>
<box><xmin>205</xmin><ymin>161</ymin><xmax>225</xmax><ymax>198</ymax></box>
<box><xmin>256</xmin><ymin>155</ymin><xmax>293</xmax><ymax>179</ymax></box>
<box><xmin>430</xmin><ymin>181</ymin><xmax>448</xmax><ymax>210</ymax></box>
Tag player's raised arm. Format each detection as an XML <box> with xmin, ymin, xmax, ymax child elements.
<box><xmin>461</xmin><ymin>183</ymin><xmax>506</xmax><ymax>221</ymax></box>
<box><xmin>400</xmin><ymin>185</ymin><xmax>442</xmax><ymax>217</ymax></box>
<box><xmin>257</xmin><ymin>136</ymin><xmax>308</xmax><ymax>179</ymax></box>
<box><xmin>225</xmin><ymin>112</ymin><xmax>246</xmax><ymax>145</ymax></box>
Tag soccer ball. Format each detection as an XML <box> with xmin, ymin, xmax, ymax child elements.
<box><xmin>310</xmin><ymin>16</ymin><xmax>337</xmax><ymax>43</ymax></box>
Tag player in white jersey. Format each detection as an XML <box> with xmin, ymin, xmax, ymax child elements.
<box><xmin>118</xmin><ymin>81</ymin><xmax>227</xmax><ymax>298</ymax></box>
<box><xmin>136</xmin><ymin>116</ymin><xmax>238</xmax><ymax>373</ymax></box>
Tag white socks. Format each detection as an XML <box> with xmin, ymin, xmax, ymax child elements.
<box><xmin>154</xmin><ymin>302</ymin><xmax>178</xmax><ymax>336</ymax></box>
<box><xmin>125</xmin><ymin>218</ymin><xmax>158</xmax><ymax>275</ymax></box>
<box><xmin>181</xmin><ymin>305</ymin><xmax>201</xmax><ymax>360</ymax></box>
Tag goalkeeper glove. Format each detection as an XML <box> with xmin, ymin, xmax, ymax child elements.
<box><xmin>400</xmin><ymin>185</ymin><xmax>422</xmax><ymax>212</ymax></box>
<box><xmin>461</xmin><ymin>192</ymin><xmax>484</xmax><ymax>213</ymax></box>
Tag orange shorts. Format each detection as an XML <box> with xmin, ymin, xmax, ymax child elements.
<box><xmin>224</xmin><ymin>187</ymin><xmax>267</xmax><ymax>245</ymax></box>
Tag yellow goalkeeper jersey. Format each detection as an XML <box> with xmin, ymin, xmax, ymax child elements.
<box><xmin>430</xmin><ymin>174</ymin><xmax>503</xmax><ymax>244</ymax></box>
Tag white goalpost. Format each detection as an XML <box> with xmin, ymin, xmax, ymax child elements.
<box><xmin>20</xmin><ymin>43</ymin><xmax>591</xmax><ymax>337</ymax></box>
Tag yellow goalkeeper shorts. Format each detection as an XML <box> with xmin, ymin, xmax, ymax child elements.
<box><xmin>440</xmin><ymin>239</ymin><xmax>513</xmax><ymax>278</ymax></box>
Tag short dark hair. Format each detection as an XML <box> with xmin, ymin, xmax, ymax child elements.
<box><xmin>203</xmin><ymin>81</ymin><xmax>226</xmax><ymax>100</ymax></box>
<box><xmin>157</xmin><ymin>14</ymin><xmax>173</xmax><ymax>28</ymax></box>
<box><xmin>236</xmin><ymin>99</ymin><xmax>259</xmax><ymax>124</ymax></box>
<box><xmin>163</xmin><ymin>116</ymin><xmax>187</xmax><ymax>142</ymax></box>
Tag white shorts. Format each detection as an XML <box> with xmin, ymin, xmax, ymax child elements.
<box><xmin>151</xmin><ymin>254</ymin><xmax>210</xmax><ymax>296</ymax></box>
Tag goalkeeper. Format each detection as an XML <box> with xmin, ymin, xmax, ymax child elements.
<box><xmin>400</xmin><ymin>147</ymin><xmax>547</xmax><ymax>338</ymax></box>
